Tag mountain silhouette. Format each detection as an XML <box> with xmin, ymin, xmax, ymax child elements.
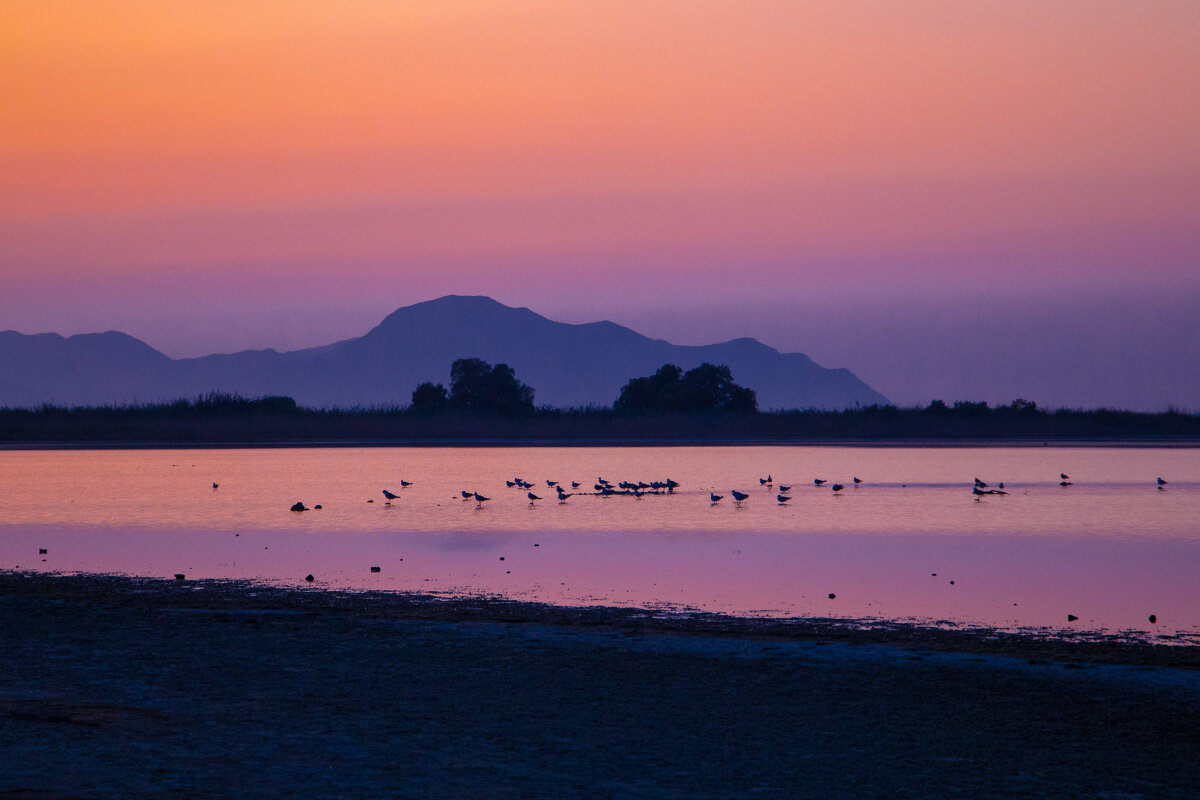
<box><xmin>0</xmin><ymin>296</ymin><xmax>887</xmax><ymax>410</ymax></box>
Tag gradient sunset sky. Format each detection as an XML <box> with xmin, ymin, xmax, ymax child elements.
<box><xmin>3</xmin><ymin>2</ymin><xmax>1198</xmax><ymax>408</ymax></box>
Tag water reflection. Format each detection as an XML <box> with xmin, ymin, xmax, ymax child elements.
<box><xmin>0</xmin><ymin>446</ymin><xmax>1197</xmax><ymax>637</ymax></box>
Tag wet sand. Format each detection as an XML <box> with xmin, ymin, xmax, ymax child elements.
<box><xmin>3</xmin><ymin>571</ymin><xmax>1199</xmax><ymax>798</ymax></box>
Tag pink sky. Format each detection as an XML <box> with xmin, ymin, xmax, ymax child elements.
<box><xmin>2</xmin><ymin>2</ymin><xmax>1198</xmax><ymax>407</ymax></box>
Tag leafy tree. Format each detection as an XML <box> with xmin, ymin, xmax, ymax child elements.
<box><xmin>447</xmin><ymin>358</ymin><xmax>535</xmax><ymax>415</ymax></box>
<box><xmin>615</xmin><ymin>362</ymin><xmax>756</xmax><ymax>413</ymax></box>
<box><xmin>614</xmin><ymin>364</ymin><xmax>683</xmax><ymax>411</ymax></box>
<box><xmin>410</xmin><ymin>381</ymin><xmax>449</xmax><ymax>413</ymax></box>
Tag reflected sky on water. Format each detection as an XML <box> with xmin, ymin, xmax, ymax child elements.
<box><xmin>2</xmin><ymin>446</ymin><xmax>1197</xmax><ymax>637</ymax></box>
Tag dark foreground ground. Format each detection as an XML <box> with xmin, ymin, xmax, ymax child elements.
<box><xmin>3</xmin><ymin>573</ymin><xmax>1199</xmax><ymax>799</ymax></box>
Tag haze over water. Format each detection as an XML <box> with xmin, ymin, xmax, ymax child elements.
<box><xmin>2</xmin><ymin>446</ymin><xmax>1196</xmax><ymax>639</ymax></box>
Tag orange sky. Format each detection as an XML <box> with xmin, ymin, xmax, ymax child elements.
<box><xmin>1</xmin><ymin>1</ymin><xmax>1198</xmax><ymax>404</ymax></box>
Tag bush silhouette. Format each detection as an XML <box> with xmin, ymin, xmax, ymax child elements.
<box><xmin>447</xmin><ymin>358</ymin><xmax>535</xmax><ymax>415</ymax></box>
<box><xmin>410</xmin><ymin>381</ymin><xmax>449</xmax><ymax>413</ymax></box>
<box><xmin>615</xmin><ymin>363</ymin><xmax>756</xmax><ymax>413</ymax></box>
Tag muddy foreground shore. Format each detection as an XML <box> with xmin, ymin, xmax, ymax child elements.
<box><xmin>3</xmin><ymin>571</ymin><xmax>1199</xmax><ymax>798</ymax></box>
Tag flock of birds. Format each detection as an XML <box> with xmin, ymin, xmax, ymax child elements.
<box><xmin>710</xmin><ymin>474</ymin><xmax>866</xmax><ymax>505</ymax></box>
<box><xmin>471</xmin><ymin>477</ymin><xmax>682</xmax><ymax>506</ymax></box>
<box><xmin>971</xmin><ymin>473</ymin><xmax>1171</xmax><ymax>498</ymax></box>
<box><xmin>366</xmin><ymin>473</ymin><xmax>875</xmax><ymax>508</ymax></box>
<box><xmin>277</xmin><ymin>472</ymin><xmax>1176</xmax><ymax>512</ymax></box>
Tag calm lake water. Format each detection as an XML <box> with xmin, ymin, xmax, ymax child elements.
<box><xmin>1</xmin><ymin>446</ymin><xmax>1197</xmax><ymax>638</ymax></box>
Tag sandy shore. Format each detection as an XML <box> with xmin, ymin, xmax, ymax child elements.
<box><xmin>3</xmin><ymin>571</ymin><xmax>1199</xmax><ymax>798</ymax></box>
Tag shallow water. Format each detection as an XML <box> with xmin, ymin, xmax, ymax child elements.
<box><xmin>1</xmin><ymin>446</ymin><xmax>1197</xmax><ymax>637</ymax></box>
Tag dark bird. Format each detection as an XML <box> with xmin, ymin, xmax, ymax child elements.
<box><xmin>212</xmin><ymin>482</ymin><xmax>219</xmax><ymax>489</ymax></box>
<box><xmin>461</xmin><ymin>490</ymin><xmax>473</xmax><ymax>499</ymax></box>
<box><xmin>731</xmin><ymin>490</ymin><xmax>749</xmax><ymax>502</ymax></box>
<box><xmin>831</xmin><ymin>484</ymin><xmax>844</xmax><ymax>492</ymax></box>
<box><xmin>1060</xmin><ymin>473</ymin><xmax>1070</xmax><ymax>480</ymax></box>
<box><xmin>852</xmin><ymin>477</ymin><xmax>862</xmax><ymax>484</ymax></box>
<box><xmin>998</xmin><ymin>482</ymin><xmax>1005</xmax><ymax>489</ymax></box>
<box><xmin>813</xmin><ymin>479</ymin><xmax>826</xmax><ymax>486</ymax></box>
<box><xmin>382</xmin><ymin>489</ymin><xmax>399</xmax><ymax>503</ymax></box>
<box><xmin>547</xmin><ymin>480</ymin><xmax>558</xmax><ymax>487</ymax></box>
<box><xmin>759</xmin><ymin>475</ymin><xmax>772</xmax><ymax>485</ymax></box>
<box><xmin>777</xmin><ymin>494</ymin><xmax>791</xmax><ymax>503</ymax></box>
<box><xmin>1157</xmin><ymin>477</ymin><xmax>1168</xmax><ymax>486</ymax></box>
<box><xmin>506</xmin><ymin>480</ymin><xmax>516</xmax><ymax>487</ymax></box>
<box><xmin>400</xmin><ymin>480</ymin><xmax>413</xmax><ymax>487</ymax></box>
<box><xmin>974</xmin><ymin>478</ymin><xmax>987</xmax><ymax>488</ymax></box>
<box><xmin>710</xmin><ymin>493</ymin><xmax>723</xmax><ymax>503</ymax></box>
<box><xmin>528</xmin><ymin>492</ymin><xmax>541</xmax><ymax>504</ymax></box>
<box><xmin>556</xmin><ymin>486</ymin><xmax>571</xmax><ymax>502</ymax></box>
<box><xmin>474</xmin><ymin>492</ymin><xmax>490</xmax><ymax>504</ymax></box>
<box><xmin>571</xmin><ymin>481</ymin><xmax>581</xmax><ymax>488</ymax></box>
<box><xmin>778</xmin><ymin>484</ymin><xmax>792</xmax><ymax>492</ymax></box>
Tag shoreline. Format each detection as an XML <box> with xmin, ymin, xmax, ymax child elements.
<box><xmin>6</xmin><ymin>569</ymin><xmax>1200</xmax><ymax>797</ymax></box>
<box><xmin>6</xmin><ymin>571</ymin><xmax>1198</xmax><ymax>669</ymax></box>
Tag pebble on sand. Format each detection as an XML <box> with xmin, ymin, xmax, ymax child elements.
<box><xmin>290</xmin><ymin>502</ymin><xmax>308</xmax><ymax>512</ymax></box>
<box><xmin>370</xmin><ymin>566</ymin><xmax>381</xmax><ymax>573</ymax></box>
<box><xmin>305</xmin><ymin>574</ymin><xmax>315</xmax><ymax>582</ymax></box>
<box><xmin>314</xmin><ymin>505</ymin><xmax>323</xmax><ymax>510</ymax></box>
<box><xmin>499</xmin><ymin>556</ymin><xmax>505</xmax><ymax>561</ymax></box>
<box><xmin>1149</xmin><ymin>614</ymin><xmax>1157</xmax><ymax>624</ymax></box>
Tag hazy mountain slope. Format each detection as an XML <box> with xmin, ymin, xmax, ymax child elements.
<box><xmin>0</xmin><ymin>296</ymin><xmax>887</xmax><ymax>410</ymax></box>
<box><xmin>0</xmin><ymin>330</ymin><xmax>178</xmax><ymax>407</ymax></box>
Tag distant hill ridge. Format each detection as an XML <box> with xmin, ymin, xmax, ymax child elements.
<box><xmin>0</xmin><ymin>295</ymin><xmax>887</xmax><ymax>410</ymax></box>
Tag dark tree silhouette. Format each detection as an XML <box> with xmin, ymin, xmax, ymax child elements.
<box><xmin>615</xmin><ymin>363</ymin><xmax>757</xmax><ymax>413</ymax></box>
<box><xmin>448</xmin><ymin>358</ymin><xmax>535</xmax><ymax>415</ymax></box>
<box><xmin>410</xmin><ymin>381</ymin><xmax>449</xmax><ymax>413</ymax></box>
<box><xmin>614</xmin><ymin>364</ymin><xmax>683</xmax><ymax>411</ymax></box>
